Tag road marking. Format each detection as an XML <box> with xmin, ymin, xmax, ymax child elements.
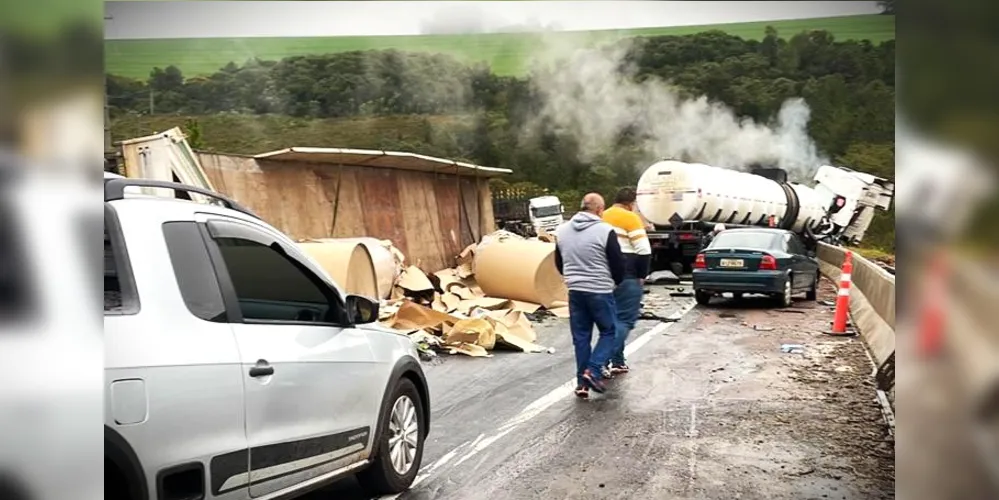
<box><xmin>380</xmin><ymin>301</ymin><xmax>697</xmax><ymax>499</ymax></box>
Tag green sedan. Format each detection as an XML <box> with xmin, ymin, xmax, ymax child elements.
<box><xmin>692</xmin><ymin>228</ymin><xmax>820</xmax><ymax>307</ymax></box>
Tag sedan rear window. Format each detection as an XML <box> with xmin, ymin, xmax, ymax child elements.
<box><xmin>709</xmin><ymin>231</ymin><xmax>782</xmax><ymax>251</ymax></box>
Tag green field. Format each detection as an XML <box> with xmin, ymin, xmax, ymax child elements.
<box><xmin>105</xmin><ymin>14</ymin><xmax>894</xmax><ymax>79</ymax></box>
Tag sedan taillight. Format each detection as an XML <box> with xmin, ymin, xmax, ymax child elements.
<box><xmin>694</xmin><ymin>253</ymin><xmax>706</xmax><ymax>269</ymax></box>
<box><xmin>759</xmin><ymin>254</ymin><xmax>777</xmax><ymax>270</ymax></box>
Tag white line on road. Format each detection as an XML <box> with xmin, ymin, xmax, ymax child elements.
<box><xmin>380</xmin><ymin>301</ymin><xmax>697</xmax><ymax>499</ymax></box>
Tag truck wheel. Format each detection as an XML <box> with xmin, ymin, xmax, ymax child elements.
<box><xmin>357</xmin><ymin>378</ymin><xmax>426</xmax><ymax>495</ymax></box>
<box><xmin>695</xmin><ymin>290</ymin><xmax>712</xmax><ymax>306</ymax></box>
<box><xmin>805</xmin><ymin>272</ymin><xmax>819</xmax><ymax>301</ymax></box>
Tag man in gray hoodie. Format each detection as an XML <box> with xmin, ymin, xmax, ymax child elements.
<box><xmin>554</xmin><ymin>193</ymin><xmax>625</xmax><ymax>398</ymax></box>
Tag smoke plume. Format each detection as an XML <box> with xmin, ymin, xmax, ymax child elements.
<box><xmin>523</xmin><ymin>38</ymin><xmax>827</xmax><ymax>181</ymax></box>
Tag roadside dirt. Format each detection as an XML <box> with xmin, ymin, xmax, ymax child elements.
<box><xmin>685</xmin><ymin>278</ymin><xmax>896</xmax><ymax>497</ymax></box>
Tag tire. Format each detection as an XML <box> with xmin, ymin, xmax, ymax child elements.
<box><xmin>805</xmin><ymin>272</ymin><xmax>818</xmax><ymax>301</ymax></box>
<box><xmin>775</xmin><ymin>275</ymin><xmax>793</xmax><ymax>308</ymax></box>
<box><xmin>357</xmin><ymin>378</ymin><xmax>426</xmax><ymax>495</ymax></box>
<box><xmin>695</xmin><ymin>290</ymin><xmax>712</xmax><ymax>306</ymax></box>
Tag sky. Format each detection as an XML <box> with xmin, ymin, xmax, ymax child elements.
<box><xmin>104</xmin><ymin>1</ymin><xmax>883</xmax><ymax>39</ymax></box>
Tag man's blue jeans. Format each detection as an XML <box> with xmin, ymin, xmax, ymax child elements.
<box><xmin>611</xmin><ymin>278</ymin><xmax>644</xmax><ymax>366</ymax></box>
<box><xmin>568</xmin><ymin>290</ymin><xmax>617</xmax><ymax>386</ymax></box>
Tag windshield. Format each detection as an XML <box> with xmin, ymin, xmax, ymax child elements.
<box><xmin>709</xmin><ymin>231</ymin><xmax>782</xmax><ymax>251</ymax></box>
<box><xmin>531</xmin><ymin>204</ymin><xmax>563</xmax><ymax>218</ymax></box>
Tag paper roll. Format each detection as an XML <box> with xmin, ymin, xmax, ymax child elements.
<box><xmin>473</xmin><ymin>240</ymin><xmax>568</xmax><ymax>308</ymax></box>
<box><xmin>298</xmin><ymin>240</ymin><xmax>379</xmax><ymax>299</ymax></box>
<box><xmin>307</xmin><ymin>237</ymin><xmax>398</xmax><ymax>299</ymax></box>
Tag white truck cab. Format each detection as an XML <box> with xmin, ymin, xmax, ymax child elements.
<box><xmin>528</xmin><ymin>196</ymin><xmax>564</xmax><ymax>235</ymax></box>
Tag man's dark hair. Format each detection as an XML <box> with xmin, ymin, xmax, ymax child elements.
<box><xmin>614</xmin><ymin>187</ymin><xmax>637</xmax><ymax>205</ymax></box>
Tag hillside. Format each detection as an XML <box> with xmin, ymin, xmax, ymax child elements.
<box><xmin>105</xmin><ymin>14</ymin><xmax>894</xmax><ymax>78</ymax></box>
<box><xmin>110</xmin><ymin>114</ymin><xmax>475</xmax><ymax>155</ymax></box>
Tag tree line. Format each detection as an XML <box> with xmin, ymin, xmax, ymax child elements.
<box><xmin>107</xmin><ymin>27</ymin><xmax>896</xmax><ymax>249</ymax></box>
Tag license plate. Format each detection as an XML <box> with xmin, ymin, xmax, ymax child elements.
<box><xmin>719</xmin><ymin>258</ymin><xmax>744</xmax><ymax>268</ymax></box>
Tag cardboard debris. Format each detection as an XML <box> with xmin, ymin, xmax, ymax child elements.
<box><xmin>374</xmin><ymin>230</ymin><xmax>590</xmax><ymax>359</ymax></box>
<box><xmin>549</xmin><ymin>306</ymin><xmax>571</xmax><ymax>318</ymax></box>
<box><xmin>398</xmin><ymin>265</ymin><xmax>434</xmax><ymax>292</ymax></box>
<box><xmin>449</xmin><ymin>343</ymin><xmax>492</xmax><ymax>357</ymax></box>
<box><xmin>509</xmin><ymin>300</ymin><xmax>542</xmax><ymax>314</ymax></box>
<box><xmin>445</xmin><ymin>318</ymin><xmax>497</xmax><ymax>350</ymax></box>
<box><xmin>384</xmin><ymin>301</ymin><xmax>460</xmax><ymax>333</ymax></box>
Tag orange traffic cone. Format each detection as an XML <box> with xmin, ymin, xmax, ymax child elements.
<box><xmin>828</xmin><ymin>251</ymin><xmax>855</xmax><ymax>335</ymax></box>
<box><xmin>917</xmin><ymin>251</ymin><xmax>947</xmax><ymax>357</ymax></box>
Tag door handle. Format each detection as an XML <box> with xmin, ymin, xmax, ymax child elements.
<box><xmin>249</xmin><ymin>360</ymin><xmax>274</xmax><ymax>378</ymax></box>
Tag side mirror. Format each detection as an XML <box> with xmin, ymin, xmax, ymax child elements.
<box><xmin>345</xmin><ymin>294</ymin><xmax>379</xmax><ymax>325</ymax></box>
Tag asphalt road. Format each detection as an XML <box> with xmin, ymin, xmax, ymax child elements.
<box><xmin>310</xmin><ymin>282</ymin><xmax>894</xmax><ymax>499</ymax></box>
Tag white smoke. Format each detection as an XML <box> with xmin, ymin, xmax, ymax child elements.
<box><xmin>523</xmin><ymin>38</ymin><xmax>828</xmax><ymax>181</ymax></box>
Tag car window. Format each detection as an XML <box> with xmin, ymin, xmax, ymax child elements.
<box><xmin>214</xmin><ymin>236</ymin><xmax>338</xmax><ymax>324</ymax></box>
<box><xmin>104</xmin><ymin>205</ymin><xmax>140</xmax><ymax>315</ymax></box>
<box><xmin>708</xmin><ymin>231</ymin><xmax>782</xmax><ymax>251</ymax></box>
<box><xmin>0</xmin><ymin>198</ymin><xmax>34</xmax><ymax>323</ymax></box>
<box><xmin>162</xmin><ymin>222</ymin><xmax>228</xmax><ymax>322</ymax></box>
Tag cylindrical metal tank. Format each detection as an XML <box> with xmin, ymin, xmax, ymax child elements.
<box><xmin>635</xmin><ymin>160</ymin><xmax>830</xmax><ymax>233</ymax></box>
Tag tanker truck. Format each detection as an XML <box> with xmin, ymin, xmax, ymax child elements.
<box><xmin>636</xmin><ymin>160</ymin><xmax>894</xmax><ymax>275</ymax></box>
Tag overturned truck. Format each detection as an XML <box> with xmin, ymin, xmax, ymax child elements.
<box><xmin>636</xmin><ymin>160</ymin><xmax>895</xmax><ymax>274</ymax></box>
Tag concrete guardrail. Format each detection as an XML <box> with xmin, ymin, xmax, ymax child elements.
<box><xmin>816</xmin><ymin>242</ymin><xmax>896</xmax><ymax>399</ymax></box>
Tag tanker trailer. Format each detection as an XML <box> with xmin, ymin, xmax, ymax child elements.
<box><xmin>635</xmin><ymin>160</ymin><xmax>893</xmax><ymax>275</ymax></box>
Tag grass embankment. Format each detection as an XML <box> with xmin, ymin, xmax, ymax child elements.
<box><xmin>105</xmin><ymin>14</ymin><xmax>895</xmax><ymax>79</ymax></box>
<box><xmin>110</xmin><ymin>113</ymin><xmax>475</xmax><ymax>155</ymax></box>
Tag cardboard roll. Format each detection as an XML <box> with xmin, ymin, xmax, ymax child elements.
<box><xmin>298</xmin><ymin>240</ymin><xmax>379</xmax><ymax>300</ymax></box>
<box><xmin>473</xmin><ymin>239</ymin><xmax>567</xmax><ymax>308</ymax></box>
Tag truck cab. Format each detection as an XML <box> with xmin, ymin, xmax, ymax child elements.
<box><xmin>527</xmin><ymin>196</ymin><xmax>565</xmax><ymax>235</ymax></box>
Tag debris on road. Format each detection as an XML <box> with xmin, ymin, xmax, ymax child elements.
<box><xmin>638</xmin><ymin>311</ymin><xmax>680</xmax><ymax>323</ymax></box>
<box><xmin>753</xmin><ymin>325</ymin><xmax>776</xmax><ymax>331</ymax></box>
<box><xmin>375</xmin><ymin>231</ymin><xmax>572</xmax><ymax>357</ymax></box>
<box><xmin>646</xmin><ymin>269</ymin><xmax>681</xmax><ymax>284</ymax></box>
<box><xmin>775</xmin><ymin>308</ymin><xmax>807</xmax><ymax>314</ymax></box>
<box><xmin>781</xmin><ymin>344</ymin><xmax>806</xmax><ymax>354</ymax></box>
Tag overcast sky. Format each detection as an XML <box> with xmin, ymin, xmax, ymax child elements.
<box><xmin>104</xmin><ymin>1</ymin><xmax>882</xmax><ymax>39</ymax></box>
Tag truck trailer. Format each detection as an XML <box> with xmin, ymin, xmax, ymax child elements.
<box><xmin>636</xmin><ymin>160</ymin><xmax>894</xmax><ymax>275</ymax></box>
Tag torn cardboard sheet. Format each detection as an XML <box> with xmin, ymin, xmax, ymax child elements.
<box><xmin>456</xmin><ymin>243</ymin><xmax>476</xmax><ymax>279</ymax></box>
<box><xmin>445</xmin><ymin>318</ymin><xmax>496</xmax><ymax>350</ymax></box>
<box><xmin>549</xmin><ymin>307</ymin><xmax>571</xmax><ymax>318</ymax></box>
<box><xmin>398</xmin><ymin>265</ymin><xmax>434</xmax><ymax>292</ymax></box>
<box><xmin>384</xmin><ymin>301</ymin><xmax>460</xmax><ymax>333</ymax></box>
<box><xmin>509</xmin><ymin>300</ymin><xmax>542</xmax><ymax>314</ymax></box>
<box><xmin>449</xmin><ymin>343</ymin><xmax>492</xmax><ymax>357</ymax></box>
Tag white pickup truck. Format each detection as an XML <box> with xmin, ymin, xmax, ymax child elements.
<box><xmin>103</xmin><ymin>174</ymin><xmax>430</xmax><ymax>500</ymax></box>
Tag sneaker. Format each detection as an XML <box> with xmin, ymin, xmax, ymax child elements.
<box><xmin>601</xmin><ymin>366</ymin><xmax>614</xmax><ymax>380</ymax></box>
<box><xmin>574</xmin><ymin>385</ymin><xmax>590</xmax><ymax>399</ymax></box>
<box><xmin>581</xmin><ymin>369</ymin><xmax>607</xmax><ymax>394</ymax></box>
<box><xmin>610</xmin><ymin>363</ymin><xmax>630</xmax><ymax>375</ymax></box>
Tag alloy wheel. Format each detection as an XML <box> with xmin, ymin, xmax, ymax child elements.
<box><xmin>387</xmin><ymin>395</ymin><xmax>420</xmax><ymax>475</ymax></box>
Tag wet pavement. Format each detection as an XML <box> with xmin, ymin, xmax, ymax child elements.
<box><xmin>310</xmin><ymin>281</ymin><xmax>894</xmax><ymax>499</ymax></box>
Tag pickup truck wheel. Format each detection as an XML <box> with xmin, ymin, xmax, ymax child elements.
<box><xmin>357</xmin><ymin>378</ymin><xmax>425</xmax><ymax>495</ymax></box>
<box><xmin>694</xmin><ymin>290</ymin><xmax>712</xmax><ymax>306</ymax></box>
<box><xmin>805</xmin><ymin>273</ymin><xmax>819</xmax><ymax>301</ymax></box>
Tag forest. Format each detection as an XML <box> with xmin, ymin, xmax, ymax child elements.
<box><xmin>107</xmin><ymin>27</ymin><xmax>896</xmax><ymax>250</ymax></box>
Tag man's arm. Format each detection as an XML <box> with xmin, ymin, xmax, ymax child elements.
<box><xmin>628</xmin><ymin>216</ymin><xmax>653</xmax><ymax>281</ymax></box>
<box><xmin>605</xmin><ymin>230</ymin><xmax>625</xmax><ymax>285</ymax></box>
<box><xmin>554</xmin><ymin>243</ymin><xmax>564</xmax><ymax>275</ymax></box>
